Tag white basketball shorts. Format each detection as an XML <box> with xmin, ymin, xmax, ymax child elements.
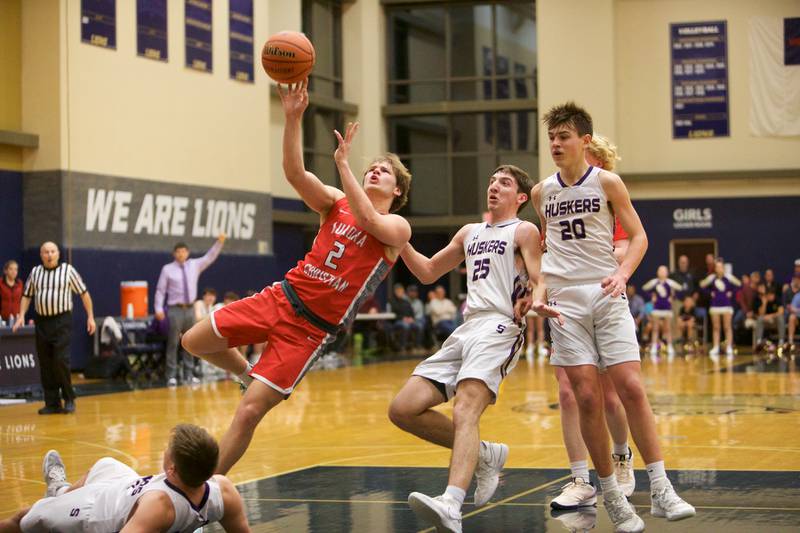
<box><xmin>547</xmin><ymin>283</ymin><xmax>640</xmax><ymax>368</ymax></box>
<box><xmin>413</xmin><ymin>311</ymin><xmax>524</xmax><ymax>403</ymax></box>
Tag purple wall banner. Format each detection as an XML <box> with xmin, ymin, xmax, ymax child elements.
<box><xmin>785</xmin><ymin>17</ymin><xmax>800</xmax><ymax>66</ymax></box>
<box><xmin>229</xmin><ymin>0</ymin><xmax>254</xmax><ymax>82</ymax></box>
<box><xmin>670</xmin><ymin>21</ymin><xmax>729</xmax><ymax>139</ymax></box>
<box><xmin>81</xmin><ymin>0</ymin><xmax>116</xmax><ymax>49</ymax></box>
<box><xmin>185</xmin><ymin>0</ymin><xmax>213</xmax><ymax>72</ymax></box>
<box><xmin>137</xmin><ymin>0</ymin><xmax>168</xmax><ymax>61</ymax></box>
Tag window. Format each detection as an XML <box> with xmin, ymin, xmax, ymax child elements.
<box><xmin>385</xmin><ymin>1</ymin><xmax>537</xmax><ymax>217</ymax></box>
<box><xmin>302</xmin><ymin>0</ymin><xmax>344</xmax><ymax>187</ymax></box>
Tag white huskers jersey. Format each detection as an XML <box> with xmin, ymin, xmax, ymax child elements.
<box><xmin>539</xmin><ymin>166</ymin><xmax>618</xmax><ymax>287</ymax></box>
<box><xmin>463</xmin><ymin>218</ymin><xmax>528</xmax><ymax>319</ymax></box>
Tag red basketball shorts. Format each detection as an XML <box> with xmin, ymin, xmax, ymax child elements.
<box><xmin>210</xmin><ymin>283</ymin><xmax>335</xmax><ymax>396</ymax></box>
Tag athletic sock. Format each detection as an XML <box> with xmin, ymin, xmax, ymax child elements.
<box><xmin>599</xmin><ymin>473</ymin><xmax>619</xmax><ymax>495</ymax></box>
<box><xmin>238</xmin><ymin>363</ymin><xmax>254</xmax><ymax>385</ymax></box>
<box><xmin>613</xmin><ymin>442</ymin><xmax>629</xmax><ymax>457</ymax></box>
<box><xmin>646</xmin><ymin>460</ymin><xmax>668</xmax><ymax>490</ymax></box>
<box><xmin>444</xmin><ymin>485</ymin><xmax>466</xmax><ymax>507</ymax></box>
<box><xmin>569</xmin><ymin>460</ymin><xmax>590</xmax><ymax>482</ymax></box>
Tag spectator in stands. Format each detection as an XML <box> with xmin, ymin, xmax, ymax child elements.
<box><xmin>699</xmin><ymin>259</ymin><xmax>741</xmax><ymax>360</ymax></box>
<box><xmin>788</xmin><ymin>286</ymin><xmax>800</xmax><ymax>353</ymax></box>
<box><xmin>669</xmin><ymin>255</ymin><xmax>697</xmax><ymax>301</ymax></box>
<box><xmin>753</xmin><ymin>282</ymin><xmax>785</xmax><ymax>352</ymax></box>
<box><xmin>704</xmin><ymin>253</ymin><xmax>716</xmax><ymax>275</ymax></box>
<box><xmin>353</xmin><ymin>294</ymin><xmax>385</xmax><ymax>352</ymax></box>
<box><xmin>406</xmin><ymin>285</ymin><xmax>428</xmax><ymax>349</ymax></box>
<box><xmin>762</xmin><ymin>269</ymin><xmax>781</xmax><ymax>301</ymax></box>
<box><xmin>426</xmin><ymin>285</ymin><xmax>457</xmax><ymax>341</ymax></box>
<box><xmin>194</xmin><ymin>287</ymin><xmax>218</xmax><ymax>322</ymax></box>
<box><xmin>626</xmin><ymin>284</ymin><xmax>646</xmax><ymax>343</ymax></box>
<box><xmin>0</xmin><ymin>259</ymin><xmax>23</xmax><ymax>323</ymax></box>
<box><xmin>781</xmin><ymin>275</ymin><xmax>800</xmax><ymax>351</ymax></box>
<box><xmin>788</xmin><ymin>259</ymin><xmax>800</xmax><ymax>286</ymax></box>
<box><xmin>734</xmin><ymin>273</ymin><xmax>755</xmax><ymax>332</ymax></box>
<box><xmin>388</xmin><ymin>283</ymin><xmax>419</xmax><ymax>352</ymax></box>
<box><xmin>677</xmin><ymin>296</ymin><xmax>701</xmax><ymax>353</ymax></box>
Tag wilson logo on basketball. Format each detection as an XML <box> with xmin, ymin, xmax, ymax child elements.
<box><xmin>265</xmin><ymin>46</ymin><xmax>296</xmax><ymax>58</ymax></box>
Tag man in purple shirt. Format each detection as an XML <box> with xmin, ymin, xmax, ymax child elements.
<box><xmin>155</xmin><ymin>234</ymin><xmax>226</xmax><ymax>386</ymax></box>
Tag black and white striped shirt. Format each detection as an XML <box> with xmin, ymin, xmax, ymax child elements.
<box><xmin>23</xmin><ymin>263</ymin><xmax>88</xmax><ymax>316</ymax></box>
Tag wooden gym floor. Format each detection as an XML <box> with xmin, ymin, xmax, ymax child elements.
<box><xmin>1</xmin><ymin>353</ymin><xmax>799</xmax><ymax>531</ymax></box>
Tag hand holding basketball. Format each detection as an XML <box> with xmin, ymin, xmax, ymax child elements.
<box><xmin>334</xmin><ymin>122</ymin><xmax>360</xmax><ymax>164</ymax></box>
<box><xmin>277</xmin><ymin>79</ymin><xmax>309</xmax><ymax>119</ymax></box>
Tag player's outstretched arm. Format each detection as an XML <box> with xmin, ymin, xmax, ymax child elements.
<box><xmin>333</xmin><ymin>122</ymin><xmax>411</xmax><ymax>249</ymax></box>
<box><xmin>119</xmin><ymin>491</ymin><xmax>175</xmax><ymax>532</ymax></box>
<box><xmin>279</xmin><ymin>78</ymin><xmax>343</xmax><ymax>214</ymax></box>
<box><xmin>516</xmin><ymin>222</ymin><xmax>562</xmax><ymax>324</ymax></box>
<box><xmin>401</xmin><ymin>225</ymin><xmax>471</xmax><ymax>285</ymax></box>
<box><xmin>216</xmin><ymin>476</ymin><xmax>251</xmax><ymax>533</ymax></box>
<box><xmin>600</xmin><ymin>171</ymin><xmax>648</xmax><ymax>297</ymax></box>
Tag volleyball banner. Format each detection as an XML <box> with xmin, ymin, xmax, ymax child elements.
<box><xmin>749</xmin><ymin>17</ymin><xmax>800</xmax><ymax>136</ymax></box>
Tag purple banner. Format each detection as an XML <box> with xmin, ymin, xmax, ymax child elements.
<box><xmin>81</xmin><ymin>0</ymin><xmax>116</xmax><ymax>49</ymax></box>
<box><xmin>229</xmin><ymin>0</ymin><xmax>254</xmax><ymax>82</ymax></box>
<box><xmin>785</xmin><ymin>17</ymin><xmax>800</xmax><ymax>66</ymax></box>
<box><xmin>0</xmin><ymin>327</ymin><xmax>40</xmax><ymax>393</ymax></box>
<box><xmin>670</xmin><ymin>21</ymin><xmax>729</xmax><ymax>139</ymax></box>
<box><xmin>185</xmin><ymin>0</ymin><xmax>213</xmax><ymax>72</ymax></box>
<box><xmin>137</xmin><ymin>0</ymin><xmax>168</xmax><ymax>61</ymax></box>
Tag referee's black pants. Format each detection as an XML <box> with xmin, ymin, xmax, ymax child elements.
<box><xmin>35</xmin><ymin>312</ymin><xmax>75</xmax><ymax>408</ymax></box>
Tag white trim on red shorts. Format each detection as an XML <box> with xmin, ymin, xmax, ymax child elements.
<box><xmin>250</xmin><ymin>373</ymin><xmax>291</xmax><ymax>396</ymax></box>
<box><xmin>209</xmin><ymin>309</ymin><xmax>224</xmax><ymax>339</ymax></box>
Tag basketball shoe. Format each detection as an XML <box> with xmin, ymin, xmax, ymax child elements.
<box><xmin>651</xmin><ymin>479</ymin><xmax>695</xmax><ymax>520</ymax></box>
<box><xmin>550</xmin><ymin>477</ymin><xmax>597</xmax><ymax>510</ymax></box>
<box><xmin>474</xmin><ymin>441</ymin><xmax>508</xmax><ymax>506</ymax></box>
<box><xmin>603</xmin><ymin>488</ymin><xmax>644</xmax><ymax>532</ymax></box>
<box><xmin>408</xmin><ymin>492</ymin><xmax>462</xmax><ymax>533</ymax></box>
<box><xmin>613</xmin><ymin>448</ymin><xmax>635</xmax><ymax>497</ymax></box>
<box><xmin>42</xmin><ymin>450</ymin><xmax>70</xmax><ymax>497</ymax></box>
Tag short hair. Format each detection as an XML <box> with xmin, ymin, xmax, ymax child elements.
<box><xmin>169</xmin><ymin>424</ymin><xmax>218</xmax><ymax>487</ymax></box>
<box><xmin>173</xmin><ymin>242</ymin><xmax>189</xmax><ymax>252</ymax></box>
<box><xmin>223</xmin><ymin>291</ymin><xmax>240</xmax><ymax>301</ymax></box>
<box><xmin>3</xmin><ymin>260</ymin><xmax>18</xmax><ymax>271</ymax></box>
<box><xmin>366</xmin><ymin>153</ymin><xmax>412</xmax><ymax>213</ymax></box>
<box><xmin>586</xmin><ymin>134</ymin><xmax>621</xmax><ymax>171</ymax></box>
<box><xmin>542</xmin><ymin>101</ymin><xmax>593</xmax><ymax>137</ymax></box>
<box><xmin>393</xmin><ymin>282</ymin><xmax>405</xmax><ymax>291</ymax></box>
<box><xmin>492</xmin><ymin>165</ymin><xmax>533</xmax><ymax>213</ymax></box>
<box><xmin>202</xmin><ymin>287</ymin><xmax>216</xmax><ymax>297</ymax></box>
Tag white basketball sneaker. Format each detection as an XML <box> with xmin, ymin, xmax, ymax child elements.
<box><xmin>613</xmin><ymin>448</ymin><xmax>636</xmax><ymax>497</ymax></box>
<box><xmin>408</xmin><ymin>492</ymin><xmax>462</xmax><ymax>533</ymax></box>
<box><xmin>651</xmin><ymin>480</ymin><xmax>696</xmax><ymax>520</ymax></box>
<box><xmin>550</xmin><ymin>477</ymin><xmax>597</xmax><ymax>510</ymax></box>
<box><xmin>474</xmin><ymin>441</ymin><xmax>508</xmax><ymax>507</ymax></box>
<box><xmin>42</xmin><ymin>449</ymin><xmax>70</xmax><ymax>497</ymax></box>
<box><xmin>538</xmin><ymin>343</ymin><xmax>549</xmax><ymax>361</ymax></box>
<box><xmin>725</xmin><ymin>345</ymin><xmax>734</xmax><ymax>359</ymax></box>
<box><xmin>525</xmin><ymin>343</ymin><xmax>534</xmax><ymax>363</ymax></box>
<box><xmin>603</xmin><ymin>488</ymin><xmax>644</xmax><ymax>533</ymax></box>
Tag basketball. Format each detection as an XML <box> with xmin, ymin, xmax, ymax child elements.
<box><xmin>261</xmin><ymin>31</ymin><xmax>315</xmax><ymax>84</ymax></box>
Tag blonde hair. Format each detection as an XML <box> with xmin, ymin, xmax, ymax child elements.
<box><xmin>586</xmin><ymin>134</ymin><xmax>621</xmax><ymax>171</ymax></box>
<box><xmin>365</xmin><ymin>153</ymin><xmax>412</xmax><ymax>213</ymax></box>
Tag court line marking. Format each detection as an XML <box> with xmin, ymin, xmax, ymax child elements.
<box><xmin>500</xmin><ymin>502</ymin><xmax>800</xmax><ymax>512</ymax></box>
<box><xmin>418</xmin><ymin>473</ymin><xmax>572</xmax><ymax>533</ymax></box>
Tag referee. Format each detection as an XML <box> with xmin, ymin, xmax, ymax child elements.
<box><xmin>12</xmin><ymin>242</ymin><xmax>96</xmax><ymax>414</ymax></box>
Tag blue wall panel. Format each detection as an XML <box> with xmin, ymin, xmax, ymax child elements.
<box><xmin>0</xmin><ymin>170</ymin><xmax>23</xmax><ymax>267</ymax></box>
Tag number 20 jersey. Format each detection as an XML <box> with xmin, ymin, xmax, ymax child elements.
<box><xmin>539</xmin><ymin>166</ymin><xmax>618</xmax><ymax>288</ymax></box>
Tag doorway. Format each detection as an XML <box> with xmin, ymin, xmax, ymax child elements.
<box><xmin>670</xmin><ymin>239</ymin><xmax>717</xmax><ymax>275</ymax></box>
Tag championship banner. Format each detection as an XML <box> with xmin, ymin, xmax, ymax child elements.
<box><xmin>137</xmin><ymin>0</ymin><xmax>168</xmax><ymax>61</ymax></box>
<box><xmin>25</xmin><ymin>171</ymin><xmax>272</xmax><ymax>256</ymax></box>
<box><xmin>0</xmin><ymin>327</ymin><xmax>40</xmax><ymax>394</ymax></box>
<box><xmin>81</xmin><ymin>0</ymin><xmax>116</xmax><ymax>49</ymax></box>
<box><xmin>186</xmin><ymin>0</ymin><xmax>213</xmax><ymax>72</ymax></box>
<box><xmin>229</xmin><ymin>0</ymin><xmax>254</xmax><ymax>82</ymax></box>
<box><xmin>670</xmin><ymin>21</ymin><xmax>729</xmax><ymax>139</ymax></box>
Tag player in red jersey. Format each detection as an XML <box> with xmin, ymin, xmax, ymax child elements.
<box><xmin>182</xmin><ymin>79</ymin><xmax>412</xmax><ymax>474</ymax></box>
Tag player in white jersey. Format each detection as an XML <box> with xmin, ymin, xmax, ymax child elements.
<box><xmin>0</xmin><ymin>424</ymin><xmax>249</xmax><ymax>533</ymax></box>
<box><xmin>531</xmin><ymin>102</ymin><xmax>694</xmax><ymax>533</ymax></box>
<box><xmin>388</xmin><ymin>165</ymin><xmax>560</xmax><ymax>533</ymax></box>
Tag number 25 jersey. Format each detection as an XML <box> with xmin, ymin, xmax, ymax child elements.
<box><xmin>285</xmin><ymin>197</ymin><xmax>395</xmax><ymax>325</ymax></box>
<box><xmin>539</xmin><ymin>166</ymin><xmax>618</xmax><ymax>288</ymax></box>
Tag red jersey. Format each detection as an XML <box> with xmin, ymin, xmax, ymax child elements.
<box><xmin>0</xmin><ymin>278</ymin><xmax>23</xmax><ymax>320</ymax></box>
<box><xmin>285</xmin><ymin>198</ymin><xmax>395</xmax><ymax>325</ymax></box>
<box><xmin>613</xmin><ymin>217</ymin><xmax>628</xmax><ymax>242</ymax></box>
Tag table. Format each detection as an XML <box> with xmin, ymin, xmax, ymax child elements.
<box><xmin>93</xmin><ymin>316</ymin><xmax>165</xmax><ymax>386</ymax></box>
<box><xmin>0</xmin><ymin>325</ymin><xmax>40</xmax><ymax>395</ymax></box>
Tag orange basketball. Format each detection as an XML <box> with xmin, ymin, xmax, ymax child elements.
<box><xmin>261</xmin><ymin>31</ymin><xmax>315</xmax><ymax>84</ymax></box>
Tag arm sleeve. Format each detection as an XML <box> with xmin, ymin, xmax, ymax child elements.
<box><xmin>154</xmin><ymin>267</ymin><xmax>168</xmax><ymax>314</ymax></box>
<box><xmin>197</xmin><ymin>240</ymin><xmax>224</xmax><ymax>273</ymax></box>
<box><xmin>68</xmin><ymin>265</ymin><xmax>88</xmax><ymax>294</ymax></box>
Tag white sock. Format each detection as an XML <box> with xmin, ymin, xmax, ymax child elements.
<box><xmin>55</xmin><ymin>484</ymin><xmax>71</xmax><ymax>496</ymax></box>
<box><xmin>569</xmin><ymin>460</ymin><xmax>590</xmax><ymax>482</ymax></box>
<box><xmin>613</xmin><ymin>443</ymin><xmax>629</xmax><ymax>457</ymax></box>
<box><xmin>646</xmin><ymin>460</ymin><xmax>667</xmax><ymax>490</ymax></box>
<box><xmin>444</xmin><ymin>485</ymin><xmax>466</xmax><ymax>507</ymax></box>
<box><xmin>599</xmin><ymin>474</ymin><xmax>619</xmax><ymax>496</ymax></box>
